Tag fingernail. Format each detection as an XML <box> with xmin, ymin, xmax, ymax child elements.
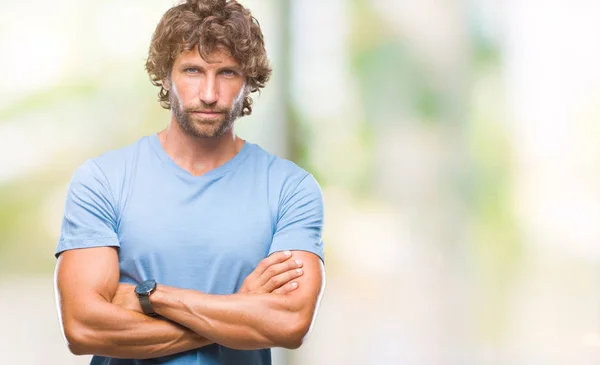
<box><xmin>296</xmin><ymin>268</ymin><xmax>303</xmax><ymax>274</ymax></box>
<box><xmin>295</xmin><ymin>259</ymin><xmax>303</xmax><ymax>266</ymax></box>
<box><xmin>284</xmin><ymin>251</ymin><xmax>291</xmax><ymax>257</ymax></box>
<box><xmin>291</xmin><ymin>282</ymin><xmax>298</xmax><ymax>288</ymax></box>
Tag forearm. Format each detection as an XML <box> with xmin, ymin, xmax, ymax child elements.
<box><xmin>151</xmin><ymin>286</ymin><xmax>308</xmax><ymax>350</ymax></box>
<box><xmin>64</xmin><ymin>299</ymin><xmax>212</xmax><ymax>359</ymax></box>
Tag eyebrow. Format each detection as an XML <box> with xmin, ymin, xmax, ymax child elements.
<box><xmin>178</xmin><ymin>63</ymin><xmax>242</xmax><ymax>72</ymax></box>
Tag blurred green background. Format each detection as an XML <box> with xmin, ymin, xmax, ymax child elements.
<box><xmin>2</xmin><ymin>0</ymin><xmax>600</xmax><ymax>364</ymax></box>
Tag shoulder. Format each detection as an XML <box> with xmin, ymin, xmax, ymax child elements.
<box><xmin>69</xmin><ymin>136</ymin><xmax>152</xmax><ymax>197</ymax></box>
<box><xmin>247</xmin><ymin>143</ymin><xmax>322</xmax><ymax>203</ymax></box>
<box><xmin>90</xmin><ymin>136</ymin><xmax>151</xmax><ymax>173</ymax></box>
<box><xmin>72</xmin><ymin>136</ymin><xmax>151</xmax><ymax>180</ymax></box>
<box><xmin>248</xmin><ymin>143</ymin><xmax>315</xmax><ymax>187</ymax></box>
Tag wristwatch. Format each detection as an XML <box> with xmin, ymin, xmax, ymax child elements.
<box><xmin>135</xmin><ymin>279</ymin><xmax>157</xmax><ymax>316</ymax></box>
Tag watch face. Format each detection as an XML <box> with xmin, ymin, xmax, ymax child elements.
<box><xmin>135</xmin><ymin>280</ymin><xmax>156</xmax><ymax>295</ymax></box>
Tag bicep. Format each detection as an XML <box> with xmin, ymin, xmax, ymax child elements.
<box><xmin>55</xmin><ymin>247</ymin><xmax>120</xmax><ymax>319</ymax></box>
<box><xmin>285</xmin><ymin>251</ymin><xmax>325</xmax><ymax>315</ymax></box>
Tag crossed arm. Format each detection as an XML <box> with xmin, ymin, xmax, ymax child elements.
<box><xmin>55</xmin><ymin>246</ymin><xmax>325</xmax><ymax>359</ymax></box>
<box><xmin>142</xmin><ymin>249</ymin><xmax>324</xmax><ymax>350</ymax></box>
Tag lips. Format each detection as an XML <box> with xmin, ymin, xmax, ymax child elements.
<box><xmin>191</xmin><ymin>110</ymin><xmax>223</xmax><ymax>114</ymax></box>
<box><xmin>191</xmin><ymin>111</ymin><xmax>223</xmax><ymax>118</ymax></box>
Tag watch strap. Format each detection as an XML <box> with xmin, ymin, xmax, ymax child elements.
<box><xmin>138</xmin><ymin>295</ymin><xmax>155</xmax><ymax>316</ymax></box>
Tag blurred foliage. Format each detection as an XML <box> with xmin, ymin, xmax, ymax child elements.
<box><xmin>0</xmin><ymin>175</ymin><xmax>60</xmax><ymax>274</ymax></box>
<box><xmin>350</xmin><ymin>0</ymin><xmax>442</xmax><ymax>125</ymax></box>
<box><xmin>353</xmin><ymin>41</ymin><xmax>441</xmax><ymax>124</ymax></box>
<box><xmin>0</xmin><ymin>83</ymin><xmax>98</xmax><ymax>122</ymax></box>
<box><xmin>463</xmin><ymin>17</ymin><xmax>523</xmax><ymax>342</ymax></box>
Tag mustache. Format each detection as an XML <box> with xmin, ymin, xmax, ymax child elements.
<box><xmin>184</xmin><ymin>106</ymin><xmax>228</xmax><ymax>113</ymax></box>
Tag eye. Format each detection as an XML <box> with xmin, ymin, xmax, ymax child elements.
<box><xmin>220</xmin><ymin>69</ymin><xmax>237</xmax><ymax>77</ymax></box>
<box><xmin>184</xmin><ymin>67</ymin><xmax>199</xmax><ymax>74</ymax></box>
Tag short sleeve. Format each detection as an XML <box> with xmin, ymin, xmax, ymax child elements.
<box><xmin>269</xmin><ymin>174</ymin><xmax>325</xmax><ymax>262</ymax></box>
<box><xmin>55</xmin><ymin>160</ymin><xmax>120</xmax><ymax>257</ymax></box>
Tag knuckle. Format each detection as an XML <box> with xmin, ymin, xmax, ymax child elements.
<box><xmin>285</xmin><ymin>270</ymin><xmax>296</xmax><ymax>278</ymax></box>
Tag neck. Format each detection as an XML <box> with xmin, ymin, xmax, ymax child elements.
<box><xmin>158</xmin><ymin>120</ymin><xmax>244</xmax><ymax>177</ymax></box>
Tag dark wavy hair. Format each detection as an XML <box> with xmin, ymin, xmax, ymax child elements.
<box><xmin>145</xmin><ymin>0</ymin><xmax>272</xmax><ymax>116</ymax></box>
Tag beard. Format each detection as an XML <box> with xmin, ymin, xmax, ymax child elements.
<box><xmin>169</xmin><ymin>90</ymin><xmax>245</xmax><ymax>139</ymax></box>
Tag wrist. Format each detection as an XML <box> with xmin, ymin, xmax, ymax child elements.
<box><xmin>149</xmin><ymin>284</ymin><xmax>172</xmax><ymax>314</ymax></box>
<box><xmin>135</xmin><ymin>279</ymin><xmax>157</xmax><ymax>316</ymax></box>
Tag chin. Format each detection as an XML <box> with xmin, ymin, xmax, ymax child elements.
<box><xmin>190</xmin><ymin>126</ymin><xmax>228</xmax><ymax>139</ymax></box>
<box><xmin>187</xmin><ymin>129</ymin><xmax>219</xmax><ymax>139</ymax></box>
<box><xmin>176</xmin><ymin>114</ymin><xmax>234</xmax><ymax>139</ymax></box>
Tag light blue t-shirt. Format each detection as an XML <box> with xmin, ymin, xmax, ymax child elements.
<box><xmin>56</xmin><ymin>134</ymin><xmax>325</xmax><ymax>365</ymax></box>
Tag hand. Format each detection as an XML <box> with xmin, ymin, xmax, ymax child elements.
<box><xmin>238</xmin><ymin>250</ymin><xmax>304</xmax><ymax>295</ymax></box>
<box><xmin>111</xmin><ymin>283</ymin><xmax>143</xmax><ymax>313</ymax></box>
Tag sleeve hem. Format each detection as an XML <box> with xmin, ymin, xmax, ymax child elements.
<box><xmin>269</xmin><ymin>241</ymin><xmax>325</xmax><ymax>263</ymax></box>
<box><xmin>55</xmin><ymin>237</ymin><xmax>120</xmax><ymax>258</ymax></box>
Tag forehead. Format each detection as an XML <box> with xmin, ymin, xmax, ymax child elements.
<box><xmin>174</xmin><ymin>46</ymin><xmax>240</xmax><ymax>68</ymax></box>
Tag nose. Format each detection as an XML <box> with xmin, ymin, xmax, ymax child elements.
<box><xmin>199</xmin><ymin>74</ymin><xmax>218</xmax><ymax>105</ymax></box>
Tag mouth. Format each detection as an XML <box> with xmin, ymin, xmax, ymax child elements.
<box><xmin>191</xmin><ymin>111</ymin><xmax>223</xmax><ymax>118</ymax></box>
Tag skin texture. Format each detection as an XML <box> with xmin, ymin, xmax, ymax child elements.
<box><xmin>55</xmin><ymin>248</ymin><xmax>305</xmax><ymax>358</ymax></box>
<box><xmin>151</xmin><ymin>251</ymin><xmax>324</xmax><ymax>350</ymax></box>
<box><xmin>112</xmin><ymin>251</ymin><xmax>325</xmax><ymax>350</ymax></box>
<box><xmin>157</xmin><ymin>47</ymin><xmax>247</xmax><ymax>177</ymax></box>
<box><xmin>167</xmin><ymin>47</ymin><xmax>247</xmax><ymax>140</ymax></box>
<box><xmin>55</xmin><ymin>48</ymin><xmax>326</xmax><ymax>357</ymax></box>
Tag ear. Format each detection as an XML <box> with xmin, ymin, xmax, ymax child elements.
<box><xmin>163</xmin><ymin>78</ymin><xmax>171</xmax><ymax>91</ymax></box>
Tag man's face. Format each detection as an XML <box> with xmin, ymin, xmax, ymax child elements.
<box><xmin>167</xmin><ymin>47</ymin><xmax>246</xmax><ymax>139</ymax></box>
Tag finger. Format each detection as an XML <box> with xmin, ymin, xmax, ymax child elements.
<box><xmin>262</xmin><ymin>267</ymin><xmax>304</xmax><ymax>293</ymax></box>
<box><xmin>273</xmin><ymin>281</ymin><xmax>299</xmax><ymax>294</ymax></box>
<box><xmin>253</xmin><ymin>250</ymin><xmax>292</xmax><ymax>276</ymax></box>
<box><xmin>258</xmin><ymin>258</ymin><xmax>303</xmax><ymax>285</ymax></box>
<box><xmin>240</xmin><ymin>251</ymin><xmax>294</xmax><ymax>293</ymax></box>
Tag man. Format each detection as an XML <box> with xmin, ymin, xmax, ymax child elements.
<box><xmin>53</xmin><ymin>0</ymin><xmax>325</xmax><ymax>364</ymax></box>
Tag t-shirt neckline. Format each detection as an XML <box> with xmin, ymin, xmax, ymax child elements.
<box><xmin>148</xmin><ymin>133</ymin><xmax>251</xmax><ymax>181</ymax></box>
